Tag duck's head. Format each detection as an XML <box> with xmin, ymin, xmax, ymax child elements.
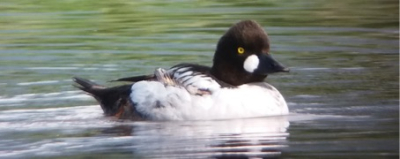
<box><xmin>211</xmin><ymin>20</ymin><xmax>289</xmax><ymax>86</ymax></box>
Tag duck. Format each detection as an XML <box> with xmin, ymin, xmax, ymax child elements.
<box><xmin>73</xmin><ymin>20</ymin><xmax>290</xmax><ymax>121</ymax></box>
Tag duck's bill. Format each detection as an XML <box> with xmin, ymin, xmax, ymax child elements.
<box><xmin>256</xmin><ymin>53</ymin><xmax>289</xmax><ymax>74</ymax></box>
<box><xmin>244</xmin><ymin>53</ymin><xmax>289</xmax><ymax>75</ymax></box>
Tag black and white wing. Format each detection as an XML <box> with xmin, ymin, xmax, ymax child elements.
<box><xmin>113</xmin><ymin>63</ymin><xmax>226</xmax><ymax>95</ymax></box>
<box><xmin>164</xmin><ymin>64</ymin><xmax>222</xmax><ymax>95</ymax></box>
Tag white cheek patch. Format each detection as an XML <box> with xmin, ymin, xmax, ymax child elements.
<box><xmin>243</xmin><ymin>55</ymin><xmax>259</xmax><ymax>73</ymax></box>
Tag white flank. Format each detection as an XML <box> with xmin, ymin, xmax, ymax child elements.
<box><xmin>243</xmin><ymin>55</ymin><xmax>259</xmax><ymax>73</ymax></box>
<box><xmin>130</xmin><ymin>81</ymin><xmax>288</xmax><ymax>121</ymax></box>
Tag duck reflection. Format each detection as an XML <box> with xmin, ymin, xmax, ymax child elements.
<box><xmin>101</xmin><ymin>116</ymin><xmax>289</xmax><ymax>159</ymax></box>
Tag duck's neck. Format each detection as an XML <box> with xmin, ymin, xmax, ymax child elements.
<box><xmin>210</xmin><ymin>60</ymin><xmax>267</xmax><ymax>86</ymax></box>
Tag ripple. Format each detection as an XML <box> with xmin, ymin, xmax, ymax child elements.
<box><xmin>0</xmin><ymin>91</ymin><xmax>91</xmax><ymax>106</ymax></box>
<box><xmin>17</xmin><ymin>80</ymin><xmax>60</xmax><ymax>86</ymax></box>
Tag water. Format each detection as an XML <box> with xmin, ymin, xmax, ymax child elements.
<box><xmin>0</xmin><ymin>0</ymin><xmax>398</xmax><ymax>158</ymax></box>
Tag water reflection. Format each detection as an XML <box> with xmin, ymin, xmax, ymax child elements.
<box><xmin>103</xmin><ymin>117</ymin><xmax>289</xmax><ymax>158</ymax></box>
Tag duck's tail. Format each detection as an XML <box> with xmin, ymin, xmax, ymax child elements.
<box><xmin>72</xmin><ymin>77</ymin><xmax>137</xmax><ymax>119</ymax></box>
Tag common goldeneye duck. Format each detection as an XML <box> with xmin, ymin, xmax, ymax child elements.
<box><xmin>73</xmin><ymin>20</ymin><xmax>289</xmax><ymax>121</ymax></box>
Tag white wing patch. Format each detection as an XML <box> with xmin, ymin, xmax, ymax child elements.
<box><xmin>154</xmin><ymin>66</ymin><xmax>221</xmax><ymax>96</ymax></box>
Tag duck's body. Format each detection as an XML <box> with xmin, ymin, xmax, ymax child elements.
<box><xmin>132</xmin><ymin>82</ymin><xmax>287</xmax><ymax>120</ymax></box>
<box><xmin>73</xmin><ymin>20</ymin><xmax>290</xmax><ymax>121</ymax></box>
<box><xmin>129</xmin><ymin>65</ymin><xmax>288</xmax><ymax>120</ymax></box>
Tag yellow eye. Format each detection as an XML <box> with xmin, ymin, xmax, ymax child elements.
<box><xmin>237</xmin><ymin>47</ymin><xmax>245</xmax><ymax>54</ymax></box>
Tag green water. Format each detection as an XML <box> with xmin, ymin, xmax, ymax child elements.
<box><xmin>0</xmin><ymin>0</ymin><xmax>398</xmax><ymax>158</ymax></box>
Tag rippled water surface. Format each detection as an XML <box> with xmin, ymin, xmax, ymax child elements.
<box><xmin>0</xmin><ymin>0</ymin><xmax>398</xmax><ymax>158</ymax></box>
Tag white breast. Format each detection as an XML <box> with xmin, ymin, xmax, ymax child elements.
<box><xmin>130</xmin><ymin>81</ymin><xmax>288</xmax><ymax>121</ymax></box>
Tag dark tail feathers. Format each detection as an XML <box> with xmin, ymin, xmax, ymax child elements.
<box><xmin>73</xmin><ymin>77</ymin><xmax>135</xmax><ymax>118</ymax></box>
